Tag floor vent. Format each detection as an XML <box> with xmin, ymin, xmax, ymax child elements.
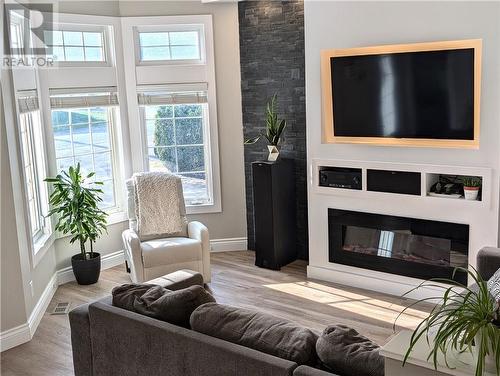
<box><xmin>51</xmin><ymin>302</ymin><xmax>71</xmax><ymax>315</ymax></box>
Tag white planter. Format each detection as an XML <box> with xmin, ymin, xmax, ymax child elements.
<box><xmin>267</xmin><ymin>145</ymin><xmax>279</xmax><ymax>162</ymax></box>
<box><xmin>464</xmin><ymin>187</ymin><xmax>479</xmax><ymax>200</ymax></box>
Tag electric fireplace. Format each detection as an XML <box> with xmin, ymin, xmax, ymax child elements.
<box><xmin>328</xmin><ymin>209</ymin><xmax>469</xmax><ymax>284</ymax></box>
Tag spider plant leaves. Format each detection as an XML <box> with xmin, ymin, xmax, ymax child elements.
<box><xmin>44</xmin><ymin>162</ymin><xmax>108</xmax><ymax>257</ymax></box>
<box><xmin>397</xmin><ymin>267</ymin><xmax>500</xmax><ymax>376</ymax></box>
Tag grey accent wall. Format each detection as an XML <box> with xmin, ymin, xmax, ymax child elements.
<box><xmin>239</xmin><ymin>0</ymin><xmax>308</xmax><ymax>259</ymax></box>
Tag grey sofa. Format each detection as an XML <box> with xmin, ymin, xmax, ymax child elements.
<box><xmin>69</xmin><ymin>248</ymin><xmax>500</xmax><ymax>376</ymax></box>
<box><xmin>69</xmin><ymin>280</ymin><xmax>334</xmax><ymax>376</ymax></box>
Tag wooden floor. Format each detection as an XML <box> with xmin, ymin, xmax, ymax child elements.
<box><xmin>1</xmin><ymin>251</ymin><xmax>431</xmax><ymax>376</ymax></box>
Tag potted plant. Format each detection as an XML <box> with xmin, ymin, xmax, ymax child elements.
<box><xmin>463</xmin><ymin>176</ymin><xmax>481</xmax><ymax>201</ymax></box>
<box><xmin>45</xmin><ymin>163</ymin><xmax>108</xmax><ymax>285</ymax></box>
<box><xmin>396</xmin><ymin>267</ymin><xmax>500</xmax><ymax>376</ymax></box>
<box><xmin>244</xmin><ymin>94</ymin><xmax>287</xmax><ymax>162</ymax></box>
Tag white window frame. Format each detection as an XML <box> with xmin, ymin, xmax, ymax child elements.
<box><xmin>45</xmin><ymin>23</ymin><xmax>112</xmax><ymax>67</ymax></box>
<box><xmin>139</xmin><ymin>102</ymin><xmax>215</xmax><ymax>206</ymax></box>
<box><xmin>122</xmin><ymin>15</ymin><xmax>221</xmax><ymax>214</ymax></box>
<box><xmin>49</xmin><ymin>102</ymin><xmax>124</xmax><ymax>216</ymax></box>
<box><xmin>133</xmin><ymin>24</ymin><xmax>206</xmax><ymax>66</ymax></box>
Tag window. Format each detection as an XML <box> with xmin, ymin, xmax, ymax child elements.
<box><xmin>19</xmin><ymin>111</ymin><xmax>45</xmax><ymax>238</ymax></box>
<box><xmin>17</xmin><ymin>90</ymin><xmax>49</xmax><ymax>243</ymax></box>
<box><xmin>44</xmin><ymin>27</ymin><xmax>106</xmax><ymax>63</ymax></box>
<box><xmin>8</xmin><ymin>10</ymin><xmax>27</xmax><ymax>58</ymax></box>
<box><xmin>50</xmin><ymin>89</ymin><xmax>119</xmax><ymax>209</ymax></box>
<box><xmin>136</xmin><ymin>27</ymin><xmax>202</xmax><ymax>63</ymax></box>
<box><xmin>139</xmin><ymin>88</ymin><xmax>212</xmax><ymax>206</ymax></box>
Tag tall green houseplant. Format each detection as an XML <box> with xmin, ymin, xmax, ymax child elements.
<box><xmin>45</xmin><ymin>163</ymin><xmax>108</xmax><ymax>259</ymax></box>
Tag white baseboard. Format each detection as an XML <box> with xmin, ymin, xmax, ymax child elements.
<box><xmin>210</xmin><ymin>237</ymin><xmax>248</xmax><ymax>252</ymax></box>
<box><xmin>56</xmin><ymin>250</ymin><xmax>125</xmax><ymax>285</ymax></box>
<box><xmin>0</xmin><ymin>273</ymin><xmax>58</xmax><ymax>352</ymax></box>
<box><xmin>0</xmin><ymin>324</ymin><xmax>30</xmax><ymax>352</ymax></box>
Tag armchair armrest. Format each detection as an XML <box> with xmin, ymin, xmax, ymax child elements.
<box><xmin>477</xmin><ymin>247</ymin><xmax>500</xmax><ymax>280</ymax></box>
<box><xmin>122</xmin><ymin>228</ymin><xmax>144</xmax><ymax>283</ymax></box>
<box><xmin>188</xmin><ymin>221</ymin><xmax>211</xmax><ymax>282</ymax></box>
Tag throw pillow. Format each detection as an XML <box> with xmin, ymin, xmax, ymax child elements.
<box><xmin>487</xmin><ymin>268</ymin><xmax>500</xmax><ymax>300</ymax></box>
<box><xmin>190</xmin><ymin>302</ymin><xmax>318</xmax><ymax>365</ymax></box>
<box><xmin>316</xmin><ymin>325</ymin><xmax>384</xmax><ymax>376</ymax></box>
<box><xmin>112</xmin><ymin>284</ymin><xmax>215</xmax><ymax>328</ymax></box>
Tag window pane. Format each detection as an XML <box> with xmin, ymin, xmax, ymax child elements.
<box><xmin>94</xmin><ymin>152</ymin><xmax>112</xmax><ymax>180</ymax></box>
<box><xmin>175</xmin><ymin>118</ymin><xmax>203</xmax><ymax>145</ymax></box>
<box><xmin>180</xmin><ymin>173</ymin><xmax>209</xmax><ymax>205</ymax></box>
<box><xmin>84</xmin><ymin>47</ymin><xmax>103</xmax><ymax>61</ymax></box>
<box><xmin>146</xmin><ymin>105</ymin><xmax>172</xmax><ymax>119</ymax></box>
<box><xmin>53</xmin><ymin>125</ymin><xmax>73</xmax><ymax>158</ymax></box>
<box><xmin>91</xmin><ymin>122</ymin><xmax>110</xmax><ymax>152</ymax></box>
<box><xmin>170</xmin><ymin>45</ymin><xmax>199</xmax><ymax>60</ymax></box>
<box><xmin>52</xmin><ymin>111</ymin><xmax>69</xmax><ymax>126</ymax></box>
<box><xmin>90</xmin><ymin>107</ymin><xmax>107</xmax><ymax>122</ymax></box>
<box><xmin>83</xmin><ymin>32</ymin><xmax>102</xmax><ymax>47</ymax></box>
<box><xmin>74</xmin><ymin>153</ymin><xmax>93</xmax><ymax>176</ymax></box>
<box><xmin>169</xmin><ymin>31</ymin><xmax>198</xmax><ymax>46</ymax></box>
<box><xmin>149</xmin><ymin>147</ymin><xmax>176</xmax><ymax>173</ymax></box>
<box><xmin>174</xmin><ymin>104</ymin><xmax>202</xmax><ymax>117</ymax></box>
<box><xmin>149</xmin><ymin>119</ymin><xmax>174</xmax><ymax>147</ymax></box>
<box><xmin>177</xmin><ymin>146</ymin><xmax>204</xmax><ymax>172</ymax></box>
<box><xmin>141</xmin><ymin>46</ymin><xmax>169</xmax><ymax>61</ymax></box>
<box><xmin>57</xmin><ymin>157</ymin><xmax>74</xmax><ymax>172</ymax></box>
<box><xmin>45</xmin><ymin>30</ymin><xmax>63</xmax><ymax>45</ymax></box>
<box><xmin>139</xmin><ymin>32</ymin><xmax>168</xmax><ymax>47</ymax></box>
<box><xmin>65</xmin><ymin>46</ymin><xmax>85</xmax><ymax>61</ymax></box>
<box><xmin>72</xmin><ymin>123</ymin><xmax>91</xmax><ymax>156</ymax></box>
<box><xmin>71</xmin><ymin>109</ymin><xmax>89</xmax><ymax>124</ymax></box>
<box><xmin>63</xmin><ymin>31</ymin><xmax>83</xmax><ymax>45</ymax></box>
<box><xmin>100</xmin><ymin>180</ymin><xmax>115</xmax><ymax>208</ymax></box>
<box><xmin>51</xmin><ymin>46</ymin><xmax>65</xmax><ymax>61</ymax></box>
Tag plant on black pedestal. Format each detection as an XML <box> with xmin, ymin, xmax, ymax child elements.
<box><xmin>45</xmin><ymin>163</ymin><xmax>108</xmax><ymax>285</ymax></box>
<box><xmin>244</xmin><ymin>93</ymin><xmax>287</xmax><ymax>162</ymax></box>
<box><xmin>396</xmin><ymin>267</ymin><xmax>500</xmax><ymax>376</ymax></box>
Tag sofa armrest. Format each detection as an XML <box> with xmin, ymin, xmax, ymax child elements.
<box><xmin>477</xmin><ymin>247</ymin><xmax>500</xmax><ymax>280</ymax></box>
<box><xmin>188</xmin><ymin>221</ymin><xmax>211</xmax><ymax>282</ymax></box>
<box><xmin>69</xmin><ymin>303</ymin><xmax>93</xmax><ymax>376</ymax></box>
<box><xmin>122</xmin><ymin>229</ymin><xmax>144</xmax><ymax>283</ymax></box>
<box><xmin>293</xmin><ymin>366</ymin><xmax>338</xmax><ymax>376</ymax></box>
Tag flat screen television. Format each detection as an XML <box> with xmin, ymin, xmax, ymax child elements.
<box><xmin>321</xmin><ymin>40</ymin><xmax>481</xmax><ymax>148</ymax></box>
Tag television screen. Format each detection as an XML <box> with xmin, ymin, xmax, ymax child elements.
<box><xmin>331</xmin><ymin>49</ymin><xmax>475</xmax><ymax>140</ymax></box>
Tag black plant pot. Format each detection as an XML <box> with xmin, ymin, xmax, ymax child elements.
<box><xmin>71</xmin><ymin>252</ymin><xmax>101</xmax><ymax>285</ymax></box>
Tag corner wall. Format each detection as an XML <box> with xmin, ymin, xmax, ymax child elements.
<box><xmin>238</xmin><ymin>0</ymin><xmax>308</xmax><ymax>259</ymax></box>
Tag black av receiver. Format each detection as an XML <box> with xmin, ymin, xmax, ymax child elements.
<box><xmin>319</xmin><ymin>167</ymin><xmax>362</xmax><ymax>190</ymax></box>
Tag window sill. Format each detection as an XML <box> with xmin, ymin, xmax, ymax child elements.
<box><xmin>33</xmin><ymin>232</ymin><xmax>55</xmax><ymax>267</ymax></box>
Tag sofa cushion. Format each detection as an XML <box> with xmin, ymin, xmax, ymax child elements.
<box><xmin>487</xmin><ymin>268</ymin><xmax>500</xmax><ymax>300</ymax></box>
<box><xmin>141</xmin><ymin>237</ymin><xmax>202</xmax><ymax>268</ymax></box>
<box><xmin>190</xmin><ymin>302</ymin><xmax>318</xmax><ymax>365</ymax></box>
<box><xmin>316</xmin><ymin>325</ymin><xmax>384</xmax><ymax>376</ymax></box>
<box><xmin>112</xmin><ymin>284</ymin><xmax>215</xmax><ymax>328</ymax></box>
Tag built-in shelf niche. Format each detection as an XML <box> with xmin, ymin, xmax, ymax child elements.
<box><xmin>426</xmin><ymin>173</ymin><xmax>483</xmax><ymax>202</ymax></box>
<box><xmin>312</xmin><ymin>159</ymin><xmax>491</xmax><ymax>209</ymax></box>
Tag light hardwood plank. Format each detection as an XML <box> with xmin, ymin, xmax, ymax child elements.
<box><xmin>1</xmin><ymin>251</ymin><xmax>432</xmax><ymax>376</ymax></box>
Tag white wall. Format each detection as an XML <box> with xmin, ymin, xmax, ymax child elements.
<box><xmin>305</xmin><ymin>1</ymin><xmax>500</xmax><ymax>295</ymax></box>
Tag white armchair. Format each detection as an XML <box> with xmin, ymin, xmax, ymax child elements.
<box><xmin>122</xmin><ymin>176</ymin><xmax>211</xmax><ymax>283</ymax></box>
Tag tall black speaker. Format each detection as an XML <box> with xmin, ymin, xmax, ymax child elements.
<box><xmin>252</xmin><ymin>158</ymin><xmax>297</xmax><ymax>270</ymax></box>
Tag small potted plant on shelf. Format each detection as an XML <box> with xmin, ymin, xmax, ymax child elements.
<box><xmin>396</xmin><ymin>267</ymin><xmax>500</xmax><ymax>376</ymax></box>
<box><xmin>45</xmin><ymin>163</ymin><xmax>108</xmax><ymax>285</ymax></box>
<box><xmin>463</xmin><ymin>176</ymin><xmax>481</xmax><ymax>201</ymax></box>
<box><xmin>244</xmin><ymin>93</ymin><xmax>287</xmax><ymax>162</ymax></box>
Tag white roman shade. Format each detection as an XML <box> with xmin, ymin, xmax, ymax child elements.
<box><xmin>137</xmin><ymin>83</ymin><xmax>208</xmax><ymax>105</ymax></box>
<box><xmin>17</xmin><ymin>90</ymin><xmax>39</xmax><ymax>113</ymax></box>
<box><xmin>50</xmin><ymin>86</ymin><xmax>119</xmax><ymax>109</ymax></box>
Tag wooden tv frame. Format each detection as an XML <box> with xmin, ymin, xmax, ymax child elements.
<box><xmin>320</xmin><ymin>39</ymin><xmax>482</xmax><ymax>148</ymax></box>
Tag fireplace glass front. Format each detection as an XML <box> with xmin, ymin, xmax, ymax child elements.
<box><xmin>329</xmin><ymin>209</ymin><xmax>469</xmax><ymax>284</ymax></box>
